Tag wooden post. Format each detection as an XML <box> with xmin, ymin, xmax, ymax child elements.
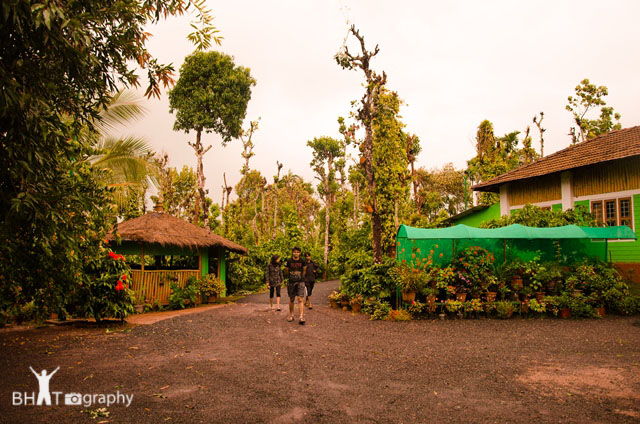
<box><xmin>140</xmin><ymin>243</ymin><xmax>145</xmax><ymax>272</ymax></box>
<box><xmin>503</xmin><ymin>239</ymin><xmax>507</xmax><ymax>263</ymax></box>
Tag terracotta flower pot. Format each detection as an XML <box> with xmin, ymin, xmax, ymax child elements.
<box><xmin>455</xmin><ymin>292</ymin><xmax>467</xmax><ymax>302</ymax></box>
<box><xmin>402</xmin><ymin>291</ymin><xmax>416</xmax><ymax>303</ymax></box>
<box><xmin>485</xmin><ymin>291</ymin><xmax>497</xmax><ymax>302</ymax></box>
<box><xmin>351</xmin><ymin>303</ymin><xmax>362</xmax><ymax>313</ymax></box>
<box><xmin>560</xmin><ymin>307</ymin><xmax>571</xmax><ymax>319</ymax></box>
<box><xmin>329</xmin><ymin>299</ymin><xmax>338</xmax><ymax>309</ymax></box>
<box><xmin>511</xmin><ymin>277</ymin><xmax>523</xmax><ymax>290</ymax></box>
<box><xmin>596</xmin><ymin>307</ymin><xmax>605</xmax><ymax>317</ymax></box>
<box><xmin>535</xmin><ymin>292</ymin><xmax>545</xmax><ymax>302</ymax></box>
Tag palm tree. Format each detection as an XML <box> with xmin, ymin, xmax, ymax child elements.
<box><xmin>84</xmin><ymin>90</ymin><xmax>159</xmax><ymax>211</ymax></box>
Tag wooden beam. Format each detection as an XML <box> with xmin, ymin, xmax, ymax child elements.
<box><xmin>141</xmin><ymin>243</ymin><xmax>145</xmax><ymax>272</ymax></box>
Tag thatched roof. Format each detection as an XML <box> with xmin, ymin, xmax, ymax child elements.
<box><xmin>107</xmin><ymin>212</ymin><xmax>247</xmax><ymax>254</ymax></box>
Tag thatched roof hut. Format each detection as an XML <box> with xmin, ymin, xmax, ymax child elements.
<box><xmin>107</xmin><ymin>212</ymin><xmax>247</xmax><ymax>254</ymax></box>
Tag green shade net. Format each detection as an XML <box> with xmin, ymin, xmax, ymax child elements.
<box><xmin>396</xmin><ymin>224</ymin><xmax>636</xmax><ymax>266</ymax></box>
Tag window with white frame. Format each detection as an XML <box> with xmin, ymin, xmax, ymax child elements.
<box><xmin>590</xmin><ymin>197</ymin><xmax>633</xmax><ymax>229</ymax></box>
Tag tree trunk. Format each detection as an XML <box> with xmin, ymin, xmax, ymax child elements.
<box><xmin>323</xmin><ymin>179</ymin><xmax>330</xmax><ymax>279</ymax></box>
<box><xmin>190</xmin><ymin>129</ymin><xmax>211</xmax><ymax>226</ymax></box>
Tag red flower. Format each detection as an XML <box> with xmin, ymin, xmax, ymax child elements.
<box><xmin>115</xmin><ymin>280</ymin><xmax>124</xmax><ymax>291</ymax></box>
<box><xmin>121</xmin><ymin>274</ymin><xmax>127</xmax><ymax>281</ymax></box>
<box><xmin>108</xmin><ymin>251</ymin><xmax>117</xmax><ymax>259</ymax></box>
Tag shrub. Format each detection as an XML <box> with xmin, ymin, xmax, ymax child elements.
<box><xmin>363</xmin><ymin>298</ymin><xmax>392</xmax><ymax>320</ymax></box>
<box><xmin>168</xmin><ymin>279</ymin><xmax>200</xmax><ymax>310</ymax></box>
<box><xmin>73</xmin><ymin>250</ymin><xmax>135</xmax><ymax>322</ymax></box>
<box><xmin>387</xmin><ymin>309</ymin><xmax>412</xmax><ymax>321</ymax></box>
<box><xmin>495</xmin><ymin>301</ymin><xmax>516</xmax><ymax>319</ymax></box>
<box><xmin>199</xmin><ymin>274</ymin><xmax>226</xmax><ymax>297</ymax></box>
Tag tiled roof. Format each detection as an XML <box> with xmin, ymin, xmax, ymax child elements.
<box><xmin>473</xmin><ymin>126</ymin><xmax>640</xmax><ymax>192</ymax></box>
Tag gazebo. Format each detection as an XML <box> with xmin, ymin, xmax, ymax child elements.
<box><xmin>107</xmin><ymin>208</ymin><xmax>247</xmax><ymax>304</ymax></box>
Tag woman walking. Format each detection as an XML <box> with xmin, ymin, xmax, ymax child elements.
<box><xmin>265</xmin><ymin>255</ymin><xmax>284</xmax><ymax>311</ymax></box>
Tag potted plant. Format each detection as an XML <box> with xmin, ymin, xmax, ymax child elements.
<box><xmin>484</xmin><ymin>275</ymin><xmax>499</xmax><ymax>302</ymax></box>
<box><xmin>339</xmin><ymin>292</ymin><xmax>350</xmax><ymax>310</ymax></box>
<box><xmin>557</xmin><ymin>293</ymin><xmax>573</xmax><ymax>318</ymax></box>
<box><xmin>392</xmin><ymin>262</ymin><xmax>425</xmax><ymax>303</ymax></box>
<box><xmin>328</xmin><ymin>291</ymin><xmax>340</xmax><ymax>309</ymax></box>
<box><xmin>350</xmin><ymin>294</ymin><xmax>363</xmax><ymax>313</ymax></box>
<box><xmin>465</xmin><ymin>298</ymin><xmax>483</xmax><ymax>319</ymax></box>
<box><xmin>421</xmin><ymin>287</ymin><xmax>438</xmax><ymax>312</ymax></box>
<box><xmin>199</xmin><ymin>274</ymin><xmax>225</xmax><ymax>303</ymax></box>
<box><xmin>134</xmin><ymin>290</ymin><xmax>146</xmax><ymax>313</ymax></box>
<box><xmin>543</xmin><ymin>263</ymin><xmax>563</xmax><ymax>293</ymax></box>
<box><xmin>444</xmin><ymin>299</ymin><xmax>463</xmax><ymax>318</ymax></box>
<box><xmin>495</xmin><ymin>300</ymin><xmax>516</xmax><ymax>319</ymax></box>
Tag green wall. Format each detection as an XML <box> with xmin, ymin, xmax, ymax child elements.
<box><xmin>454</xmin><ymin>203</ymin><xmax>500</xmax><ymax>227</ymax></box>
<box><xmin>606</xmin><ymin>194</ymin><xmax>640</xmax><ymax>263</ymax></box>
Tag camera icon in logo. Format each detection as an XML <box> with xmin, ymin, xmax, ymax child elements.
<box><xmin>64</xmin><ymin>393</ymin><xmax>82</xmax><ymax>406</ymax></box>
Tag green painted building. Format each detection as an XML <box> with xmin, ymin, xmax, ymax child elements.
<box><xmin>458</xmin><ymin>127</ymin><xmax>640</xmax><ymax>281</ymax></box>
<box><xmin>107</xmin><ymin>209</ymin><xmax>247</xmax><ymax>304</ymax></box>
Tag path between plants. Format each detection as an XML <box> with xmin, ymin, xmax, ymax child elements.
<box><xmin>1</xmin><ymin>280</ymin><xmax>639</xmax><ymax>423</ymax></box>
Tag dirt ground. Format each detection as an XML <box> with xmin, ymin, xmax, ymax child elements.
<box><xmin>1</xmin><ymin>280</ymin><xmax>639</xmax><ymax>423</ymax></box>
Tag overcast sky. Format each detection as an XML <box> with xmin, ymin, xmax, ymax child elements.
<box><xmin>123</xmin><ymin>0</ymin><xmax>640</xmax><ymax>205</ymax></box>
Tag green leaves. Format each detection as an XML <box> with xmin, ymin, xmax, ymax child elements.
<box><xmin>169</xmin><ymin>51</ymin><xmax>256</xmax><ymax>143</ymax></box>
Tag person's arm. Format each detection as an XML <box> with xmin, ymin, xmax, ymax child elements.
<box><xmin>283</xmin><ymin>261</ymin><xmax>289</xmax><ymax>278</ymax></box>
<box><xmin>29</xmin><ymin>366</ymin><xmax>37</xmax><ymax>376</ymax></box>
<box><xmin>50</xmin><ymin>366</ymin><xmax>60</xmax><ymax>376</ymax></box>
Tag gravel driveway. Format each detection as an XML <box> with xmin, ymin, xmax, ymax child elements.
<box><xmin>1</xmin><ymin>280</ymin><xmax>639</xmax><ymax>423</ymax></box>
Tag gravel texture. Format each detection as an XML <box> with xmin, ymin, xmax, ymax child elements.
<box><xmin>1</xmin><ymin>280</ymin><xmax>639</xmax><ymax>423</ymax></box>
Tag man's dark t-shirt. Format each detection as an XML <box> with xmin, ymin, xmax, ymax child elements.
<box><xmin>285</xmin><ymin>258</ymin><xmax>304</xmax><ymax>283</ymax></box>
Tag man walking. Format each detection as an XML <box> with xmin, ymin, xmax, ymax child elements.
<box><xmin>303</xmin><ymin>252</ymin><xmax>319</xmax><ymax>309</ymax></box>
<box><xmin>284</xmin><ymin>247</ymin><xmax>306</xmax><ymax>324</ymax></box>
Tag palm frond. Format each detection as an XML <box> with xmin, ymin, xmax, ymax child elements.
<box><xmin>95</xmin><ymin>90</ymin><xmax>147</xmax><ymax>136</ymax></box>
<box><xmin>90</xmin><ymin>136</ymin><xmax>159</xmax><ymax>188</ymax></box>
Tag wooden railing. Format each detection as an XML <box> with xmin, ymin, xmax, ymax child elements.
<box><xmin>130</xmin><ymin>269</ymin><xmax>200</xmax><ymax>304</ymax></box>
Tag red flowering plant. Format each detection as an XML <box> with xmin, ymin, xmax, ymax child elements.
<box><xmin>454</xmin><ymin>246</ymin><xmax>496</xmax><ymax>295</ymax></box>
<box><xmin>73</xmin><ymin>245</ymin><xmax>135</xmax><ymax>322</ymax></box>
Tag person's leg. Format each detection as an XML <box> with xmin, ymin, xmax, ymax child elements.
<box><xmin>288</xmin><ymin>297</ymin><xmax>295</xmax><ymax>320</ymax></box>
<box><xmin>287</xmin><ymin>283</ymin><xmax>295</xmax><ymax>321</ymax></box>
<box><xmin>297</xmin><ymin>282</ymin><xmax>305</xmax><ymax>323</ymax></box>
<box><xmin>297</xmin><ymin>295</ymin><xmax>305</xmax><ymax>322</ymax></box>
<box><xmin>307</xmin><ymin>281</ymin><xmax>315</xmax><ymax>309</ymax></box>
<box><xmin>275</xmin><ymin>286</ymin><xmax>281</xmax><ymax>310</ymax></box>
<box><xmin>304</xmin><ymin>282</ymin><xmax>311</xmax><ymax>306</ymax></box>
<box><xmin>269</xmin><ymin>286</ymin><xmax>274</xmax><ymax>309</ymax></box>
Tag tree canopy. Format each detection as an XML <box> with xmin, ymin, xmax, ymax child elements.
<box><xmin>169</xmin><ymin>51</ymin><xmax>256</xmax><ymax>143</ymax></box>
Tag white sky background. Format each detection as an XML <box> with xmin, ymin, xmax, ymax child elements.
<box><xmin>123</xmin><ymin>0</ymin><xmax>640</xmax><ymax>206</ymax></box>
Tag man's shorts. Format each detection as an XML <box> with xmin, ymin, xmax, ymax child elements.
<box><xmin>287</xmin><ymin>281</ymin><xmax>306</xmax><ymax>299</ymax></box>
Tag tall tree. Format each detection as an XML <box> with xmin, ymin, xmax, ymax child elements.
<box><xmin>307</xmin><ymin>137</ymin><xmax>344</xmax><ymax>275</ymax></box>
<box><xmin>169</xmin><ymin>51</ymin><xmax>256</xmax><ymax>225</ymax></box>
<box><xmin>467</xmin><ymin>120</ymin><xmax>539</xmax><ymax>206</ymax></box>
<box><xmin>532</xmin><ymin>112</ymin><xmax>546</xmax><ymax>157</ymax></box>
<box><xmin>370</xmin><ymin>90</ymin><xmax>410</xmax><ymax>256</ymax></box>
<box><xmin>0</xmin><ymin>0</ymin><xmax>217</xmax><ymax>316</ymax></box>
<box><xmin>240</xmin><ymin>119</ymin><xmax>260</xmax><ymax>175</ymax></box>
<box><xmin>566</xmin><ymin>78</ymin><xmax>622</xmax><ymax>144</ymax></box>
<box><xmin>335</xmin><ymin>25</ymin><xmax>388</xmax><ymax>263</ymax></box>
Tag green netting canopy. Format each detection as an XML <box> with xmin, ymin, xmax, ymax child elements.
<box><xmin>396</xmin><ymin>224</ymin><xmax>636</xmax><ymax>266</ymax></box>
